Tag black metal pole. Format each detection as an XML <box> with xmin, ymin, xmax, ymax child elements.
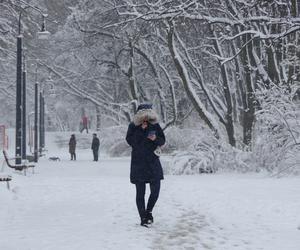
<box><xmin>34</xmin><ymin>80</ymin><xmax>39</xmax><ymax>162</ymax></box>
<box><xmin>39</xmin><ymin>91</ymin><xmax>42</xmax><ymax>155</ymax></box>
<box><xmin>28</xmin><ymin>114</ymin><xmax>32</xmax><ymax>154</ymax></box>
<box><xmin>15</xmin><ymin>34</ymin><xmax>22</xmax><ymax>165</ymax></box>
<box><xmin>21</xmin><ymin>56</ymin><xmax>26</xmax><ymax>160</ymax></box>
<box><xmin>42</xmin><ymin>95</ymin><xmax>45</xmax><ymax>149</ymax></box>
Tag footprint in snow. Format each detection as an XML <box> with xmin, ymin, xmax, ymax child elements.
<box><xmin>152</xmin><ymin>210</ymin><xmax>211</xmax><ymax>250</ymax></box>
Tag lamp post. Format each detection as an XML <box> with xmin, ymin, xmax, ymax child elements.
<box><xmin>15</xmin><ymin>11</ymin><xmax>23</xmax><ymax>164</ymax></box>
<box><xmin>39</xmin><ymin>90</ymin><xmax>43</xmax><ymax>155</ymax></box>
<box><xmin>41</xmin><ymin>93</ymin><xmax>45</xmax><ymax>150</ymax></box>
<box><xmin>14</xmin><ymin>4</ymin><xmax>50</xmax><ymax>164</ymax></box>
<box><xmin>21</xmin><ymin>53</ymin><xmax>26</xmax><ymax>160</ymax></box>
<box><xmin>34</xmin><ymin>76</ymin><xmax>38</xmax><ymax>162</ymax></box>
<box><xmin>39</xmin><ymin>86</ymin><xmax>47</xmax><ymax>155</ymax></box>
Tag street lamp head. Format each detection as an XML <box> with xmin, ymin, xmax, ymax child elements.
<box><xmin>37</xmin><ymin>30</ymin><xmax>50</xmax><ymax>40</ymax></box>
<box><xmin>37</xmin><ymin>14</ymin><xmax>50</xmax><ymax>40</ymax></box>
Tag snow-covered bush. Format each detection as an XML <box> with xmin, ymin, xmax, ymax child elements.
<box><xmin>163</xmin><ymin>127</ymin><xmax>206</xmax><ymax>153</ymax></box>
<box><xmin>168</xmin><ymin>137</ymin><xmax>252</xmax><ymax>175</ymax></box>
<box><xmin>101</xmin><ymin>126</ymin><xmax>131</xmax><ymax>157</ymax></box>
<box><xmin>252</xmin><ymin>85</ymin><xmax>300</xmax><ymax>175</ymax></box>
<box><xmin>167</xmin><ymin>85</ymin><xmax>300</xmax><ymax>176</ymax></box>
<box><xmin>166</xmin><ymin>124</ymin><xmax>251</xmax><ymax>175</ymax></box>
<box><xmin>169</xmin><ymin>149</ymin><xmax>216</xmax><ymax>175</ymax></box>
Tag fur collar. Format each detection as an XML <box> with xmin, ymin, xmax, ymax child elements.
<box><xmin>133</xmin><ymin>109</ymin><xmax>159</xmax><ymax>126</ymax></box>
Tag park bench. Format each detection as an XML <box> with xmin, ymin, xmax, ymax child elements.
<box><xmin>0</xmin><ymin>174</ymin><xmax>12</xmax><ymax>190</ymax></box>
<box><xmin>3</xmin><ymin>150</ymin><xmax>35</xmax><ymax>175</ymax></box>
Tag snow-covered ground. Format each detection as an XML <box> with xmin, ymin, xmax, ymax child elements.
<box><xmin>0</xmin><ymin>132</ymin><xmax>300</xmax><ymax>250</ymax></box>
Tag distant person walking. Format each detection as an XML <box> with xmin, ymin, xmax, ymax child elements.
<box><xmin>91</xmin><ymin>133</ymin><xmax>100</xmax><ymax>161</ymax></box>
<box><xmin>80</xmin><ymin>115</ymin><xmax>89</xmax><ymax>133</ymax></box>
<box><xmin>69</xmin><ymin>134</ymin><xmax>76</xmax><ymax>160</ymax></box>
<box><xmin>126</xmin><ymin>104</ymin><xmax>166</xmax><ymax>227</ymax></box>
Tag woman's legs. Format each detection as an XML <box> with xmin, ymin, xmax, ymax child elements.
<box><xmin>135</xmin><ymin>180</ymin><xmax>161</xmax><ymax>225</ymax></box>
<box><xmin>135</xmin><ymin>182</ymin><xmax>146</xmax><ymax>219</ymax></box>
<box><xmin>146</xmin><ymin>180</ymin><xmax>161</xmax><ymax>212</ymax></box>
<box><xmin>70</xmin><ymin>153</ymin><xmax>76</xmax><ymax>160</ymax></box>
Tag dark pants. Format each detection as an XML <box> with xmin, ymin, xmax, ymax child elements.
<box><xmin>70</xmin><ymin>153</ymin><xmax>76</xmax><ymax>160</ymax></box>
<box><xmin>93</xmin><ymin>149</ymin><xmax>99</xmax><ymax>161</ymax></box>
<box><xmin>80</xmin><ymin>126</ymin><xmax>88</xmax><ymax>133</ymax></box>
<box><xmin>135</xmin><ymin>180</ymin><xmax>160</xmax><ymax>219</ymax></box>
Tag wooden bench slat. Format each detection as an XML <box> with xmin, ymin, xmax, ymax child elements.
<box><xmin>0</xmin><ymin>178</ymin><xmax>12</xmax><ymax>181</ymax></box>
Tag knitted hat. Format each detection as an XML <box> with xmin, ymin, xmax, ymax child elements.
<box><xmin>136</xmin><ymin>103</ymin><xmax>153</xmax><ymax>112</ymax></box>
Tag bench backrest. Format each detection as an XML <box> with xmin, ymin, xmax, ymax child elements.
<box><xmin>2</xmin><ymin>150</ymin><xmax>24</xmax><ymax>171</ymax></box>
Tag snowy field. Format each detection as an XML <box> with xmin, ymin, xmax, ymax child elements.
<box><xmin>0</xmin><ymin>132</ymin><xmax>300</xmax><ymax>250</ymax></box>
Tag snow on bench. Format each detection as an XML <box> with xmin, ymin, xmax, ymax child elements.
<box><xmin>0</xmin><ymin>174</ymin><xmax>12</xmax><ymax>190</ymax></box>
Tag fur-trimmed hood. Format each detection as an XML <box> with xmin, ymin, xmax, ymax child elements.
<box><xmin>133</xmin><ymin>109</ymin><xmax>159</xmax><ymax>126</ymax></box>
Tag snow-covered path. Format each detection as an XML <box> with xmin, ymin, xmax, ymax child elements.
<box><xmin>0</xmin><ymin>134</ymin><xmax>300</xmax><ymax>250</ymax></box>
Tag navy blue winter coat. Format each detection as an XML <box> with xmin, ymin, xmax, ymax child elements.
<box><xmin>126</xmin><ymin>122</ymin><xmax>165</xmax><ymax>184</ymax></box>
<box><xmin>91</xmin><ymin>137</ymin><xmax>100</xmax><ymax>151</ymax></box>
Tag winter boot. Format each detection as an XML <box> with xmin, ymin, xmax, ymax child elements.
<box><xmin>146</xmin><ymin>211</ymin><xmax>153</xmax><ymax>224</ymax></box>
<box><xmin>140</xmin><ymin>217</ymin><xmax>149</xmax><ymax>227</ymax></box>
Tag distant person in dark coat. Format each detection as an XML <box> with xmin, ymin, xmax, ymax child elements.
<box><xmin>126</xmin><ymin>103</ymin><xmax>166</xmax><ymax>227</ymax></box>
<box><xmin>69</xmin><ymin>134</ymin><xmax>76</xmax><ymax>160</ymax></box>
<box><xmin>91</xmin><ymin>133</ymin><xmax>100</xmax><ymax>161</ymax></box>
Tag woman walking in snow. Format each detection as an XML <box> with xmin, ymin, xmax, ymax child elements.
<box><xmin>69</xmin><ymin>134</ymin><xmax>77</xmax><ymax>160</ymax></box>
<box><xmin>126</xmin><ymin>104</ymin><xmax>166</xmax><ymax>227</ymax></box>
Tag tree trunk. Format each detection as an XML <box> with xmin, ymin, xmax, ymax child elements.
<box><xmin>211</xmin><ymin>28</ymin><xmax>236</xmax><ymax>147</ymax></box>
<box><xmin>291</xmin><ymin>0</ymin><xmax>298</xmax><ymax>17</ymax></box>
<box><xmin>241</xmin><ymin>34</ymin><xmax>256</xmax><ymax>146</ymax></box>
<box><xmin>128</xmin><ymin>40</ymin><xmax>139</xmax><ymax>102</ymax></box>
<box><xmin>160</xmin><ymin>65</ymin><xmax>178</xmax><ymax>130</ymax></box>
<box><xmin>167</xmin><ymin>21</ymin><xmax>219</xmax><ymax>138</ymax></box>
<box><xmin>95</xmin><ymin>105</ymin><xmax>101</xmax><ymax>131</ymax></box>
<box><xmin>134</xmin><ymin>46</ymin><xmax>167</xmax><ymax>122</ymax></box>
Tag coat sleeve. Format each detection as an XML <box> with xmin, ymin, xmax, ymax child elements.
<box><xmin>153</xmin><ymin>124</ymin><xmax>166</xmax><ymax>146</ymax></box>
<box><xmin>126</xmin><ymin>123</ymin><xmax>145</xmax><ymax>148</ymax></box>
